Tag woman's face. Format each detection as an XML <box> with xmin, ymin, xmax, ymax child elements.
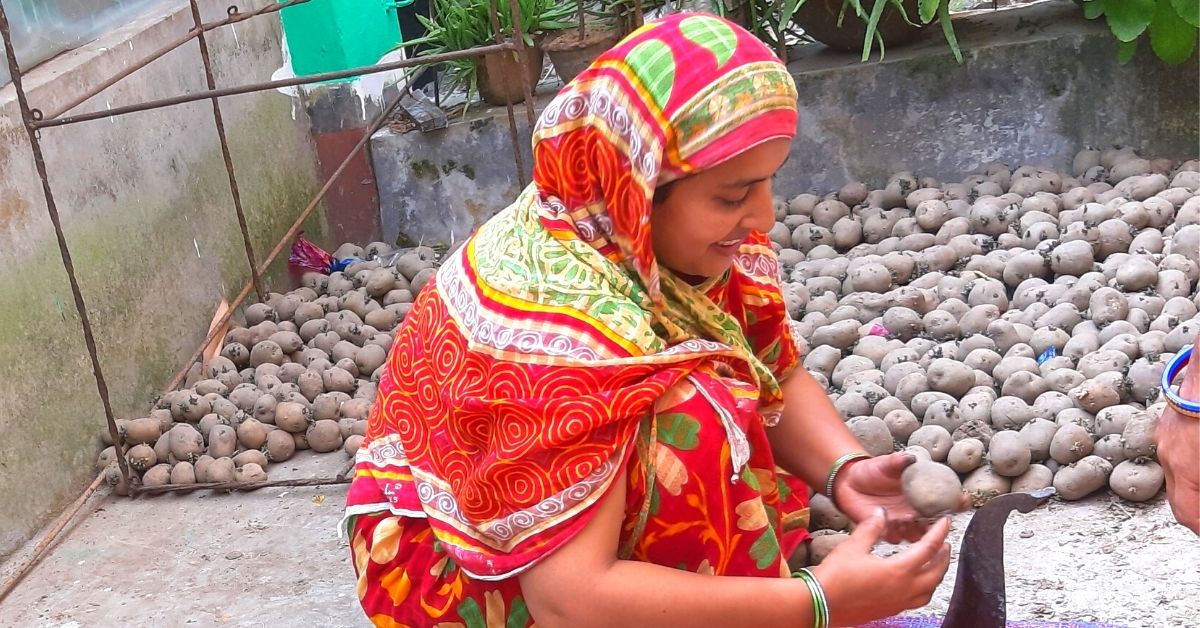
<box><xmin>650</xmin><ymin>138</ymin><xmax>791</xmax><ymax>279</ymax></box>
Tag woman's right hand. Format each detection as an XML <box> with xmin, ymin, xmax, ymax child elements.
<box><xmin>810</xmin><ymin>508</ymin><xmax>952</xmax><ymax>626</ymax></box>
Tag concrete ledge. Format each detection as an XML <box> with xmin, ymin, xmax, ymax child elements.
<box><xmin>371</xmin><ymin>0</ymin><xmax>1199</xmax><ymax>248</ymax></box>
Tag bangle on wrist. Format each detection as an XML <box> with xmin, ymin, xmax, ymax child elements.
<box><xmin>1162</xmin><ymin>345</ymin><xmax>1199</xmax><ymax>419</ymax></box>
<box><xmin>792</xmin><ymin>567</ymin><xmax>830</xmax><ymax>628</ymax></box>
<box><xmin>824</xmin><ymin>452</ymin><xmax>871</xmax><ymax>502</ymax></box>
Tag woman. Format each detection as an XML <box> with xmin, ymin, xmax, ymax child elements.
<box><xmin>345</xmin><ymin>13</ymin><xmax>956</xmax><ymax>627</ymax></box>
<box><xmin>1158</xmin><ymin>333</ymin><xmax>1199</xmax><ymax>535</ymax></box>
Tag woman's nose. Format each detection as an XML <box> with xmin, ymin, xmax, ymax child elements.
<box><xmin>742</xmin><ymin>184</ymin><xmax>776</xmax><ymax>233</ymax></box>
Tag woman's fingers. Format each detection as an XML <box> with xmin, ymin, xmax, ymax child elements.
<box><xmin>889</xmin><ymin>517</ymin><xmax>951</xmax><ymax>572</ymax></box>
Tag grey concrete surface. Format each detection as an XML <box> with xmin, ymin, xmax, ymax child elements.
<box><xmin>0</xmin><ymin>2</ymin><xmax>326</xmax><ymax>560</ymax></box>
<box><xmin>370</xmin><ymin>0</ymin><xmax>1198</xmax><ymax>249</ymax></box>
<box><xmin>0</xmin><ymin>452</ymin><xmax>366</xmax><ymax>628</ymax></box>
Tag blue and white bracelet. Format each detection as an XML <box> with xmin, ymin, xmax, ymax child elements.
<box><xmin>1162</xmin><ymin>345</ymin><xmax>1199</xmax><ymax>419</ymax></box>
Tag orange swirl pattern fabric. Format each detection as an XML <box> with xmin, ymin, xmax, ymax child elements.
<box><xmin>345</xmin><ymin>11</ymin><xmax>802</xmax><ymax>601</ymax></box>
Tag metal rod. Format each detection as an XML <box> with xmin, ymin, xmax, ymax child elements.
<box><xmin>0</xmin><ymin>2</ymin><xmax>133</xmax><ymax>489</ymax></box>
<box><xmin>164</xmin><ymin>71</ymin><xmax>414</xmax><ymax>393</ymax></box>
<box><xmin>132</xmin><ymin>475</ymin><xmax>350</xmax><ymax>496</ymax></box>
<box><xmin>188</xmin><ymin>0</ymin><xmax>264</xmax><ymax>302</ymax></box>
<box><xmin>489</xmin><ymin>0</ymin><xmax>528</xmax><ymax>188</ymax></box>
<box><xmin>507</xmin><ymin>0</ymin><xmax>538</xmax><ymax>134</ymax></box>
<box><xmin>35</xmin><ymin>42</ymin><xmax>516</xmax><ymax>128</ymax></box>
<box><xmin>0</xmin><ymin>472</ymin><xmax>106</xmax><ymax>605</ymax></box>
<box><xmin>41</xmin><ymin>0</ymin><xmax>314</xmax><ymax>121</ymax></box>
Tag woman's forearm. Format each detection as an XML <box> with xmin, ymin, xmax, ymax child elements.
<box><xmin>767</xmin><ymin>368</ymin><xmax>867</xmax><ymax>488</ymax></box>
<box><xmin>530</xmin><ymin>559</ymin><xmax>812</xmax><ymax>628</ymax></box>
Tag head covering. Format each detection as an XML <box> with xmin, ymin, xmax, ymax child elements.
<box><xmin>348</xmin><ymin>13</ymin><xmax>801</xmax><ymax>580</ymax></box>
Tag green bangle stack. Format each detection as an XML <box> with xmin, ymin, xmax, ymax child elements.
<box><xmin>793</xmin><ymin>567</ymin><xmax>830</xmax><ymax>628</ymax></box>
<box><xmin>824</xmin><ymin>452</ymin><xmax>872</xmax><ymax>502</ymax></box>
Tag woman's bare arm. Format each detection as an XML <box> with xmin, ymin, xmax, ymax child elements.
<box><xmin>766</xmin><ymin>369</ymin><xmax>867</xmax><ymax>487</ymax></box>
<box><xmin>518</xmin><ymin>468</ymin><xmax>814</xmax><ymax>628</ymax></box>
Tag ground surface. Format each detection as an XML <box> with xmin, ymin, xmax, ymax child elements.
<box><xmin>1</xmin><ymin>453</ymin><xmax>1196</xmax><ymax>628</ymax></box>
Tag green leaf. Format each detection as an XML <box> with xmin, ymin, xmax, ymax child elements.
<box><xmin>1173</xmin><ymin>0</ymin><xmax>1200</xmax><ymax>28</ymax></box>
<box><xmin>861</xmin><ymin>0</ymin><xmax>890</xmax><ymax>61</ymax></box>
<box><xmin>1118</xmin><ymin>37</ymin><xmax>1139</xmax><ymax>63</ymax></box>
<box><xmin>457</xmin><ymin>598</ymin><xmax>486</xmax><ymax>628</ymax></box>
<box><xmin>939</xmin><ymin>1</ymin><xmax>964</xmax><ymax>63</ymax></box>
<box><xmin>779</xmin><ymin>0</ymin><xmax>810</xmax><ymax>33</ymax></box>
<box><xmin>1101</xmin><ymin>0</ymin><xmax>1156</xmax><ymax>41</ymax></box>
<box><xmin>1150</xmin><ymin>0</ymin><xmax>1198</xmax><ymax>63</ymax></box>
<box><xmin>1082</xmin><ymin>0</ymin><xmax>1105</xmax><ymax>20</ymax></box>
<box><xmin>657</xmin><ymin>413</ymin><xmax>701</xmax><ymax>451</ymax></box>
<box><xmin>748</xmin><ymin>529</ymin><xmax>780</xmax><ymax>570</ymax></box>
<box><xmin>919</xmin><ymin>0</ymin><xmax>940</xmax><ymax>23</ymax></box>
<box><xmin>507</xmin><ymin>597</ymin><xmax>531</xmax><ymax>628</ymax></box>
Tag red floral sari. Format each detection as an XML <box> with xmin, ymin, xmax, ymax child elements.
<box><xmin>344</xmin><ymin>13</ymin><xmax>809</xmax><ymax>626</ymax></box>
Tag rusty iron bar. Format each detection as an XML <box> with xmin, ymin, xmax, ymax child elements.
<box><xmin>40</xmin><ymin>0</ymin><xmax>313</xmax><ymax>122</ymax></box>
<box><xmin>33</xmin><ymin>42</ymin><xmax>516</xmax><ymax>129</ymax></box>
<box><xmin>132</xmin><ymin>475</ymin><xmax>351</xmax><ymax>496</ymax></box>
<box><xmin>507</xmin><ymin>0</ymin><xmax>538</xmax><ymax>137</ymax></box>
<box><xmin>188</xmin><ymin>0</ymin><xmax>265</xmax><ymax>302</ymax></box>
<box><xmin>163</xmin><ymin>68</ymin><xmax>418</xmax><ymax>393</ymax></box>
<box><xmin>0</xmin><ymin>2</ymin><xmax>133</xmax><ymax>490</ymax></box>
<box><xmin>0</xmin><ymin>472</ymin><xmax>106</xmax><ymax>605</ymax></box>
<box><xmin>489</xmin><ymin>0</ymin><xmax>528</xmax><ymax>188</ymax></box>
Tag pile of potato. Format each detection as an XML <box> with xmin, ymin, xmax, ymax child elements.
<box><xmin>776</xmin><ymin>147</ymin><xmax>1199</xmax><ymax>554</ymax></box>
<box><xmin>97</xmin><ymin>242</ymin><xmax>442</xmax><ymax>493</ymax></box>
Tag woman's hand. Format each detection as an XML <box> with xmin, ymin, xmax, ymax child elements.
<box><xmin>833</xmin><ymin>452</ymin><xmax>970</xmax><ymax>543</ymax></box>
<box><xmin>811</xmin><ymin>508</ymin><xmax>952</xmax><ymax>626</ymax></box>
<box><xmin>1158</xmin><ymin>336</ymin><xmax>1200</xmax><ymax>535</ymax></box>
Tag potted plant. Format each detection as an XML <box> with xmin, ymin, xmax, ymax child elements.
<box><xmin>1077</xmin><ymin>0</ymin><xmax>1197</xmax><ymax>65</ymax></box>
<box><xmin>404</xmin><ymin>0</ymin><xmax>577</xmax><ymax>107</ymax></box>
<box><xmin>780</xmin><ymin>0</ymin><xmax>962</xmax><ymax>62</ymax></box>
<box><xmin>543</xmin><ymin>0</ymin><xmax>628</xmax><ymax>84</ymax></box>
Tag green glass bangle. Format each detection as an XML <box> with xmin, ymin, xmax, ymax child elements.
<box><xmin>824</xmin><ymin>452</ymin><xmax>872</xmax><ymax>501</ymax></box>
<box><xmin>793</xmin><ymin>567</ymin><xmax>830</xmax><ymax>628</ymax></box>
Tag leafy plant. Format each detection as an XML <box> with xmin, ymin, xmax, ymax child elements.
<box><xmin>400</xmin><ymin>0</ymin><xmax>578</xmax><ymax>102</ymax></box>
<box><xmin>1080</xmin><ymin>0</ymin><xmax>1198</xmax><ymax>65</ymax></box>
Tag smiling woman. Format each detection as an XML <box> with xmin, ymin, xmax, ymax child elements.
<box><xmin>651</xmin><ymin>137</ymin><xmax>790</xmax><ymax>279</ymax></box>
<box><xmin>344</xmin><ymin>12</ymin><xmax>961</xmax><ymax>628</ymax></box>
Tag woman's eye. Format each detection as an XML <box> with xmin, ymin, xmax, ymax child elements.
<box><xmin>718</xmin><ymin>192</ymin><xmax>750</xmax><ymax>209</ymax></box>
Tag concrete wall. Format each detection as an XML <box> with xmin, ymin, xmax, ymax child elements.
<box><xmin>371</xmin><ymin>0</ymin><xmax>1199</xmax><ymax>248</ymax></box>
<box><xmin>0</xmin><ymin>1</ymin><xmax>325</xmax><ymax>559</ymax></box>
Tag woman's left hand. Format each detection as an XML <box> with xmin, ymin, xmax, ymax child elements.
<box><xmin>832</xmin><ymin>452</ymin><xmax>971</xmax><ymax>544</ymax></box>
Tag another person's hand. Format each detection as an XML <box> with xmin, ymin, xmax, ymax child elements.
<box><xmin>833</xmin><ymin>452</ymin><xmax>970</xmax><ymax>543</ymax></box>
<box><xmin>811</xmin><ymin>508</ymin><xmax>952</xmax><ymax>626</ymax></box>
<box><xmin>1158</xmin><ymin>336</ymin><xmax>1199</xmax><ymax>535</ymax></box>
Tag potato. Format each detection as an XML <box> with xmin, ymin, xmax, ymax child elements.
<box><xmin>167</xmin><ymin>424</ymin><xmax>205</xmax><ymax>463</ymax></box>
<box><xmin>1001</xmin><ymin>372</ymin><xmax>1049</xmax><ymax>405</ymax></box>
<box><xmin>1049</xmin><ymin>422</ymin><xmax>1094</xmax><ymax>465</ymax></box>
<box><xmin>306</xmin><ymin>419</ymin><xmax>344</xmax><ymax>453</ymax></box>
<box><xmin>848</xmin><ymin>416</ymin><xmax>893</xmax><ymax>457</ymax></box>
<box><xmin>206</xmin><ymin>425</ymin><xmax>237</xmax><ymax>459</ymax></box>
<box><xmin>963</xmin><ymin>465</ymin><xmax>1012</xmax><ymax>506</ymax></box>
<box><xmin>275</xmin><ymin>401</ymin><xmax>314</xmax><ymax>434</ymax></box>
<box><xmin>1053</xmin><ymin>455</ymin><xmax>1113</xmax><ymax>501</ymax></box>
<box><xmin>1093</xmin><ymin>434</ymin><xmax>1127</xmax><ymax>465</ymax></box>
<box><xmin>1108</xmin><ymin>460</ymin><xmax>1164</xmax><ymax>502</ymax></box>
<box><xmin>947</xmin><ymin>438</ymin><xmax>985</xmax><ymax>474</ymax></box>
<box><xmin>990</xmin><ymin>396</ymin><xmax>1035</xmax><ymax>430</ymax></box>
<box><xmin>141</xmin><ymin>464</ymin><xmax>172</xmax><ymax>487</ymax></box>
<box><xmin>1010</xmin><ymin>463</ymin><xmax>1053</xmax><ymax>494</ymax></box>
<box><xmin>1018</xmin><ymin>418</ymin><xmax>1058</xmax><ymax>463</ymax></box>
<box><xmin>234</xmin><ymin>462</ymin><xmax>269</xmax><ymax>484</ymax></box>
<box><xmin>168</xmin><ymin>461</ymin><xmax>195</xmax><ymax>485</ymax></box>
<box><xmin>1070</xmin><ymin>379</ymin><xmax>1121</xmax><ymax>414</ymax></box>
<box><xmin>807</xmin><ymin>532</ymin><xmax>850</xmax><ymax>566</ymax></box>
<box><xmin>233</xmin><ymin>449</ymin><xmax>269</xmax><ymax>469</ymax></box>
<box><xmin>925</xmin><ymin>358</ymin><xmax>974</xmax><ymax>398</ymax></box>
<box><xmin>908</xmin><ymin>425</ymin><xmax>952</xmax><ymax>462</ymax></box>
<box><xmin>122</xmin><ymin>417</ymin><xmax>162</xmax><ymax>447</ymax></box>
<box><xmin>263</xmin><ymin>429</ymin><xmax>296</xmax><ymax>463</ymax></box>
<box><xmin>901</xmin><ymin>461</ymin><xmax>964</xmax><ymax>518</ymax></box>
<box><xmin>344</xmin><ymin>434</ymin><xmax>365</xmax><ymax>458</ymax></box>
<box><xmin>988</xmin><ymin>431</ymin><xmax>1032</xmax><ymax>477</ymax></box>
<box><xmin>1122</xmin><ymin>412</ymin><xmax>1159</xmax><ymax>460</ymax></box>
